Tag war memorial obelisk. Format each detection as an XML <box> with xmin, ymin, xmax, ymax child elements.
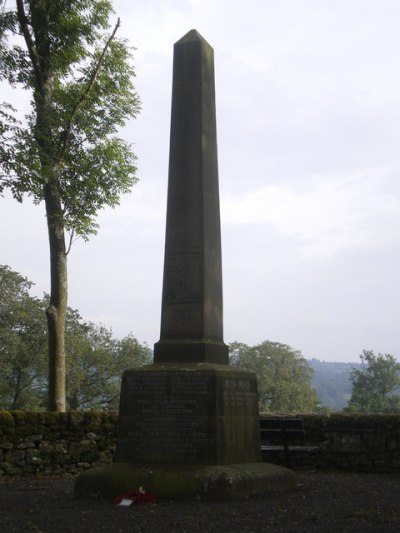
<box><xmin>75</xmin><ymin>30</ymin><xmax>294</xmax><ymax>499</ymax></box>
<box><xmin>153</xmin><ymin>28</ymin><xmax>228</xmax><ymax>366</ymax></box>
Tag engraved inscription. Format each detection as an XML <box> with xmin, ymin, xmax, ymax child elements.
<box><xmin>117</xmin><ymin>370</ymin><xmax>260</xmax><ymax>464</ymax></box>
<box><xmin>118</xmin><ymin>371</ymin><xmax>216</xmax><ymax>461</ymax></box>
<box><xmin>224</xmin><ymin>378</ymin><xmax>251</xmax><ymax>391</ymax></box>
<box><xmin>222</xmin><ymin>377</ymin><xmax>257</xmax><ymax>411</ymax></box>
<box><xmin>119</xmin><ymin>417</ymin><xmax>214</xmax><ymax>456</ymax></box>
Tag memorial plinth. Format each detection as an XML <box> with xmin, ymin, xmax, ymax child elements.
<box><xmin>116</xmin><ymin>364</ymin><xmax>261</xmax><ymax>466</ymax></box>
<box><xmin>75</xmin><ymin>30</ymin><xmax>295</xmax><ymax>500</ymax></box>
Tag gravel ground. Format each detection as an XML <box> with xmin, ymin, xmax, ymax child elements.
<box><xmin>1</xmin><ymin>471</ymin><xmax>400</xmax><ymax>532</ymax></box>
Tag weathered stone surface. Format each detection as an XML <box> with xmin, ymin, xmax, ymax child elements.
<box><xmin>0</xmin><ymin>442</ymin><xmax>14</xmax><ymax>450</ymax></box>
<box><xmin>17</xmin><ymin>441</ymin><xmax>35</xmax><ymax>449</ymax></box>
<box><xmin>153</xmin><ymin>29</ymin><xmax>228</xmax><ymax>365</ymax></box>
<box><xmin>75</xmin><ymin>462</ymin><xmax>296</xmax><ymax>500</ymax></box>
<box><xmin>116</xmin><ymin>364</ymin><xmax>261</xmax><ymax>465</ymax></box>
<box><xmin>26</xmin><ymin>449</ymin><xmax>41</xmax><ymax>463</ymax></box>
<box><xmin>69</xmin><ymin>412</ymin><xmax>85</xmax><ymax>427</ymax></box>
<box><xmin>0</xmin><ymin>410</ymin><xmax>117</xmax><ymax>477</ymax></box>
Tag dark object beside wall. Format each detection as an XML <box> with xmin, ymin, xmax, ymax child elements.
<box><xmin>260</xmin><ymin>417</ymin><xmax>318</xmax><ymax>466</ymax></box>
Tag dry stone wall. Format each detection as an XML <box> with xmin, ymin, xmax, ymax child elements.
<box><xmin>262</xmin><ymin>414</ymin><xmax>400</xmax><ymax>472</ymax></box>
<box><xmin>0</xmin><ymin>411</ymin><xmax>117</xmax><ymax>476</ymax></box>
<box><xmin>1</xmin><ymin>411</ymin><xmax>400</xmax><ymax>475</ymax></box>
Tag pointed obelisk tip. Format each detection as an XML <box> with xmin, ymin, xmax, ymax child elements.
<box><xmin>176</xmin><ymin>29</ymin><xmax>211</xmax><ymax>47</ymax></box>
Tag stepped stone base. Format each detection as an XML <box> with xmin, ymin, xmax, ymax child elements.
<box><xmin>74</xmin><ymin>462</ymin><xmax>296</xmax><ymax>500</ymax></box>
<box><xmin>75</xmin><ymin>363</ymin><xmax>296</xmax><ymax>499</ymax></box>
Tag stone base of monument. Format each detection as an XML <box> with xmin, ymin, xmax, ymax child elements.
<box><xmin>74</xmin><ymin>462</ymin><xmax>295</xmax><ymax>500</ymax></box>
<box><xmin>75</xmin><ymin>363</ymin><xmax>296</xmax><ymax>499</ymax></box>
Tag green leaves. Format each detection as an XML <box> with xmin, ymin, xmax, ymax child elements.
<box><xmin>65</xmin><ymin>315</ymin><xmax>152</xmax><ymax>410</ymax></box>
<box><xmin>0</xmin><ymin>265</ymin><xmax>48</xmax><ymax>409</ymax></box>
<box><xmin>0</xmin><ymin>265</ymin><xmax>152</xmax><ymax>410</ymax></box>
<box><xmin>230</xmin><ymin>340</ymin><xmax>320</xmax><ymax>414</ymax></box>
<box><xmin>16</xmin><ymin>0</ymin><xmax>114</xmax><ymax>79</ymax></box>
<box><xmin>60</xmin><ymin>136</ymin><xmax>138</xmax><ymax>238</ymax></box>
<box><xmin>347</xmin><ymin>350</ymin><xmax>400</xmax><ymax>413</ymax></box>
<box><xmin>0</xmin><ymin>0</ymin><xmax>140</xmax><ymax>238</ymax></box>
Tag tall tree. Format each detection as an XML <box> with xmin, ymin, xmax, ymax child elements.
<box><xmin>346</xmin><ymin>350</ymin><xmax>400</xmax><ymax>413</ymax></box>
<box><xmin>0</xmin><ymin>1</ymin><xmax>140</xmax><ymax>410</ymax></box>
<box><xmin>230</xmin><ymin>340</ymin><xmax>320</xmax><ymax>413</ymax></box>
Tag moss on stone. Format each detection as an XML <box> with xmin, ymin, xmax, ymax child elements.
<box><xmin>0</xmin><ymin>410</ymin><xmax>15</xmax><ymax>427</ymax></box>
<box><xmin>75</xmin><ymin>462</ymin><xmax>296</xmax><ymax>500</ymax></box>
<box><xmin>24</xmin><ymin>411</ymin><xmax>38</xmax><ymax>425</ymax></box>
<box><xmin>68</xmin><ymin>411</ymin><xmax>85</xmax><ymax>427</ymax></box>
<box><xmin>59</xmin><ymin>412</ymin><xmax>69</xmax><ymax>425</ymax></box>
<box><xmin>84</xmin><ymin>411</ymin><xmax>103</xmax><ymax>429</ymax></box>
<box><xmin>37</xmin><ymin>412</ymin><xmax>60</xmax><ymax>426</ymax></box>
<box><xmin>0</xmin><ymin>427</ymin><xmax>15</xmax><ymax>436</ymax></box>
<box><xmin>13</xmin><ymin>412</ymin><xmax>38</xmax><ymax>436</ymax></box>
<box><xmin>80</xmin><ymin>450</ymin><xmax>100</xmax><ymax>463</ymax></box>
<box><xmin>61</xmin><ymin>427</ymin><xmax>85</xmax><ymax>440</ymax></box>
<box><xmin>102</xmin><ymin>423</ymin><xmax>117</xmax><ymax>434</ymax></box>
<box><xmin>34</xmin><ymin>425</ymin><xmax>52</xmax><ymax>437</ymax></box>
<box><xmin>0</xmin><ymin>410</ymin><xmax>16</xmax><ymax>436</ymax></box>
<box><xmin>11</xmin><ymin>410</ymin><xmax>27</xmax><ymax>425</ymax></box>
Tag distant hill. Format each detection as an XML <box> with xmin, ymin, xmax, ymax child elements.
<box><xmin>308</xmin><ymin>358</ymin><xmax>360</xmax><ymax>411</ymax></box>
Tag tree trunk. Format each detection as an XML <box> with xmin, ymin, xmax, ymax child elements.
<box><xmin>12</xmin><ymin>370</ymin><xmax>22</xmax><ymax>409</ymax></box>
<box><xmin>16</xmin><ymin>0</ymin><xmax>68</xmax><ymax>411</ymax></box>
<box><xmin>45</xmin><ymin>183</ymin><xmax>67</xmax><ymax>412</ymax></box>
<box><xmin>69</xmin><ymin>390</ymin><xmax>79</xmax><ymax>411</ymax></box>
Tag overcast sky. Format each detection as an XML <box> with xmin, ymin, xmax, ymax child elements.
<box><xmin>1</xmin><ymin>0</ymin><xmax>400</xmax><ymax>362</ymax></box>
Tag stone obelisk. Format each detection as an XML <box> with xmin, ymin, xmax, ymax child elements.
<box><xmin>75</xmin><ymin>30</ymin><xmax>295</xmax><ymax>500</ymax></box>
<box><xmin>154</xmin><ymin>29</ymin><xmax>228</xmax><ymax>365</ymax></box>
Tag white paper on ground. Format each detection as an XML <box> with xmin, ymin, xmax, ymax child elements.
<box><xmin>117</xmin><ymin>498</ymin><xmax>134</xmax><ymax>507</ymax></box>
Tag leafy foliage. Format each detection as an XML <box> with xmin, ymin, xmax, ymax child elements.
<box><xmin>0</xmin><ymin>265</ymin><xmax>151</xmax><ymax>410</ymax></box>
<box><xmin>230</xmin><ymin>340</ymin><xmax>320</xmax><ymax>413</ymax></box>
<box><xmin>0</xmin><ymin>265</ymin><xmax>47</xmax><ymax>408</ymax></box>
<box><xmin>0</xmin><ymin>0</ymin><xmax>140</xmax><ymax>238</ymax></box>
<box><xmin>346</xmin><ymin>350</ymin><xmax>400</xmax><ymax>413</ymax></box>
<box><xmin>65</xmin><ymin>315</ymin><xmax>152</xmax><ymax>410</ymax></box>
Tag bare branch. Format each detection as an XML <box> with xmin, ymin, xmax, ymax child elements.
<box><xmin>56</xmin><ymin>18</ymin><xmax>121</xmax><ymax>163</ymax></box>
<box><xmin>65</xmin><ymin>229</ymin><xmax>81</xmax><ymax>255</ymax></box>
<box><xmin>65</xmin><ymin>228</ymin><xmax>74</xmax><ymax>255</ymax></box>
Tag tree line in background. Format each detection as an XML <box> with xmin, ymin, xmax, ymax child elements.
<box><xmin>0</xmin><ymin>265</ymin><xmax>151</xmax><ymax>410</ymax></box>
<box><xmin>1</xmin><ymin>264</ymin><xmax>400</xmax><ymax>414</ymax></box>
